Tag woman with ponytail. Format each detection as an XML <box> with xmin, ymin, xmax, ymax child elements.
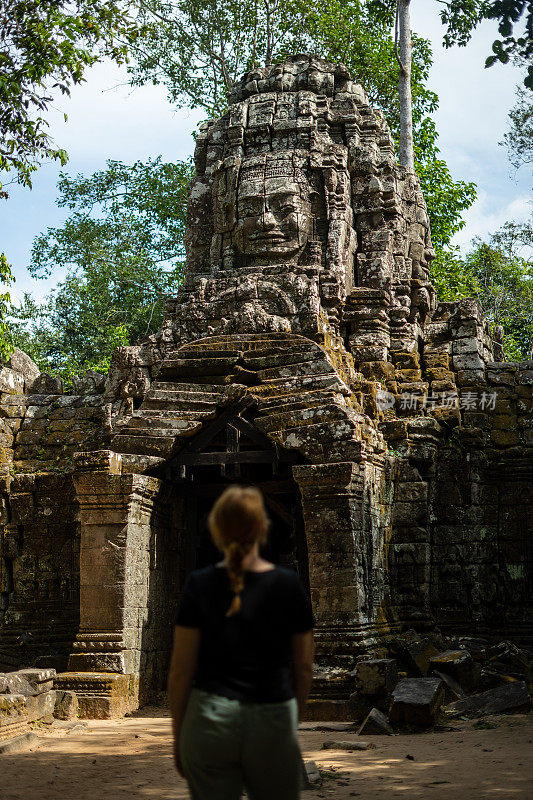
<box><xmin>168</xmin><ymin>485</ymin><xmax>315</xmax><ymax>800</ymax></box>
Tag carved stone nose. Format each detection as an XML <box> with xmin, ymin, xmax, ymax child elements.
<box><xmin>262</xmin><ymin>210</ymin><xmax>277</xmax><ymax>229</ymax></box>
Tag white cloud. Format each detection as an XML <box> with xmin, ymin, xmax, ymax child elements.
<box><xmin>45</xmin><ymin>62</ymin><xmax>202</xmax><ymax>164</ymax></box>
<box><xmin>1</xmin><ymin>63</ymin><xmax>202</xmax><ymax>289</ymax></box>
<box><xmin>411</xmin><ymin>3</ymin><xmax>525</xmax><ymax>141</ymax></box>
<box><xmin>453</xmin><ymin>192</ymin><xmax>532</xmax><ymax>250</ymax></box>
<box><xmin>408</xmin><ymin>4</ymin><xmax>532</xmax><ymax>249</ymax></box>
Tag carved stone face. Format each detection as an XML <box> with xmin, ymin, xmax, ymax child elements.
<box><xmin>234</xmin><ymin>178</ymin><xmax>312</xmax><ymax>265</ymax></box>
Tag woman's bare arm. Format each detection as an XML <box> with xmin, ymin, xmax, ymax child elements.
<box><xmin>291</xmin><ymin>629</ymin><xmax>314</xmax><ymax>720</ymax></box>
<box><xmin>167</xmin><ymin>625</ymin><xmax>201</xmax><ymax>773</ymax></box>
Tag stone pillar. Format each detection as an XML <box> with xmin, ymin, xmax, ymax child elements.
<box><xmin>56</xmin><ymin>451</ymin><xmax>163</xmax><ymax>717</ymax></box>
<box><xmin>293</xmin><ymin>462</ymin><xmax>366</xmax><ymax>664</ymax></box>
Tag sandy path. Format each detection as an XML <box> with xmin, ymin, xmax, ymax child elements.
<box><xmin>1</xmin><ymin>710</ymin><xmax>531</xmax><ymax>800</ymax></box>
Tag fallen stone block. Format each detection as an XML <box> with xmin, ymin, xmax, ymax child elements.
<box><xmin>401</xmin><ymin>638</ymin><xmax>441</xmax><ymax>677</ymax></box>
<box><xmin>0</xmin><ymin>732</ymin><xmax>39</xmax><ymax>755</ymax></box>
<box><xmin>8</xmin><ymin>347</ymin><xmax>40</xmax><ymax>390</ymax></box>
<box><xmin>485</xmin><ymin>641</ymin><xmax>531</xmax><ymax>679</ymax></box>
<box><xmin>322</xmin><ymin>740</ymin><xmax>373</xmax><ymax>751</ymax></box>
<box><xmin>357</xmin><ymin>708</ymin><xmax>394</xmax><ymax>735</ymax></box>
<box><xmin>67</xmin><ymin>723</ymin><xmax>89</xmax><ymax>733</ymax></box>
<box><xmin>72</xmin><ymin>370</ymin><xmax>105</xmax><ymax>394</ymax></box>
<box><xmin>54</xmin><ymin>690</ymin><xmax>78</xmax><ymax>721</ymax></box>
<box><xmin>0</xmin><ymin>366</ymin><xmax>24</xmax><ymax>395</ymax></box>
<box><xmin>347</xmin><ymin>692</ymin><xmax>375</xmax><ymax>723</ymax></box>
<box><xmin>0</xmin><ymin>694</ymin><xmax>29</xmax><ymax>742</ymax></box>
<box><xmin>25</xmin><ymin>691</ymin><xmax>56</xmax><ymax>721</ymax></box>
<box><xmin>389</xmin><ymin>678</ymin><xmax>444</xmax><ymax>726</ymax></box>
<box><xmin>477</xmin><ymin>668</ymin><xmax>508</xmax><ymax>692</ymax></box>
<box><xmin>354</xmin><ymin>659</ymin><xmax>398</xmax><ymax>695</ymax></box>
<box><xmin>444</xmin><ymin>681</ymin><xmax>532</xmax><ymax>719</ymax></box>
<box><xmin>429</xmin><ymin>650</ymin><xmax>475</xmax><ymax>691</ymax></box>
<box><xmin>446</xmin><ymin>636</ymin><xmax>489</xmax><ymax>662</ymax></box>
<box><xmin>299</xmin><ymin>721</ymin><xmax>356</xmax><ymax>732</ymax></box>
<box><xmin>301</xmin><ymin>759</ymin><xmax>322</xmax><ymax>789</ymax></box>
<box><xmin>432</xmin><ymin>670</ymin><xmax>465</xmax><ymax>701</ymax></box>
<box><xmin>0</xmin><ymin>673</ymin><xmax>36</xmax><ymax>697</ymax></box>
<box><xmin>17</xmin><ymin>668</ymin><xmax>56</xmax><ymax>694</ymax></box>
<box><xmin>29</xmin><ymin>373</ymin><xmax>63</xmax><ymax>394</ymax></box>
<box><xmin>0</xmin><ymin>693</ymin><xmax>26</xmax><ymax>716</ymax></box>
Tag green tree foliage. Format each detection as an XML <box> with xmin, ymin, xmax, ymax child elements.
<box><xmin>9</xmin><ymin>158</ymin><xmax>193</xmax><ymax>381</ymax></box>
<box><xmin>502</xmin><ymin>86</ymin><xmax>533</xmax><ymax>170</ymax></box>
<box><xmin>429</xmin><ymin>245</ymin><xmax>480</xmax><ymax>302</ymax></box>
<box><xmin>0</xmin><ymin>253</ymin><xmax>13</xmax><ymax>360</ymax></box>
<box><xmin>292</xmin><ymin>1</ymin><xmax>438</xmax><ymax>147</ymax></box>
<box><xmin>431</xmin><ymin>217</ymin><xmax>533</xmax><ymax>360</ymax></box>
<box><xmin>128</xmin><ymin>0</ymin><xmax>476</xmax><ymax>251</ymax></box>
<box><xmin>369</xmin><ymin>1</ymin><xmax>533</xmax><ymax>89</ymax></box>
<box><xmin>291</xmin><ymin>0</ymin><xmax>477</xmax><ymax>250</ymax></box>
<box><xmin>129</xmin><ymin>0</ymin><xmax>300</xmax><ymax>115</ymax></box>
<box><xmin>0</xmin><ymin>0</ymin><xmax>138</xmax><ymax>193</ymax></box>
<box><xmin>440</xmin><ymin>0</ymin><xmax>533</xmax><ymax>88</ymax></box>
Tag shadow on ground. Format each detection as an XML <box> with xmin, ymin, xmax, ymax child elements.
<box><xmin>1</xmin><ymin>712</ymin><xmax>531</xmax><ymax>800</ymax></box>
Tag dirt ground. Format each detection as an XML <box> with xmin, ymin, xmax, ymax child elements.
<box><xmin>1</xmin><ymin>709</ymin><xmax>532</xmax><ymax>800</ymax></box>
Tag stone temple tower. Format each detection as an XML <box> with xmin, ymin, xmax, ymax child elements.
<box><xmin>0</xmin><ymin>56</ymin><xmax>531</xmax><ymax>719</ymax></box>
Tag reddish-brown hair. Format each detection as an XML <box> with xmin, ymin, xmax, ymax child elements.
<box><xmin>208</xmin><ymin>485</ymin><xmax>269</xmax><ymax>616</ymax></box>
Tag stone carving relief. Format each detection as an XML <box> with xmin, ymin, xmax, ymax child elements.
<box><xmin>232</xmin><ymin>154</ymin><xmax>314</xmax><ymax>267</ymax></box>
<box><xmin>165</xmin><ymin>55</ymin><xmax>436</xmax><ymax>362</ymax></box>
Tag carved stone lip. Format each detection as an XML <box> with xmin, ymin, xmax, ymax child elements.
<box><xmin>250</xmin><ymin>233</ymin><xmax>288</xmax><ymax>243</ymax></box>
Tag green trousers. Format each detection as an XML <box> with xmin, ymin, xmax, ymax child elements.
<box><xmin>180</xmin><ymin>688</ymin><xmax>301</xmax><ymax>800</ymax></box>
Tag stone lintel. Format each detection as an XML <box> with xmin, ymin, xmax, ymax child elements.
<box><xmin>293</xmin><ymin>461</ymin><xmax>362</xmax><ymax>494</ymax></box>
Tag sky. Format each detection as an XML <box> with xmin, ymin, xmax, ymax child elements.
<box><xmin>1</xmin><ymin>3</ymin><xmax>531</xmax><ymax>305</ymax></box>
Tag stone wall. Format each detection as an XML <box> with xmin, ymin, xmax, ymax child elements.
<box><xmin>0</xmin><ymin>473</ymin><xmax>80</xmax><ymax>672</ymax></box>
<box><xmin>0</xmin><ymin>355</ymin><xmax>111</xmax><ymax>672</ymax></box>
<box><xmin>378</xmin><ymin>297</ymin><xmax>533</xmax><ymax>641</ymax></box>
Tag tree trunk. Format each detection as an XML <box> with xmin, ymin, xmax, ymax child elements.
<box><xmin>397</xmin><ymin>0</ymin><xmax>414</xmax><ymax>170</ymax></box>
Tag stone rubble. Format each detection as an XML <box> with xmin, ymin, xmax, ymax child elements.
<box><xmin>431</xmin><ymin>669</ymin><xmax>466</xmax><ymax>702</ymax></box>
<box><xmin>444</xmin><ymin>681</ymin><xmax>532</xmax><ymax>718</ymax></box>
<box><xmin>54</xmin><ymin>689</ymin><xmax>79</xmax><ymax>721</ymax></box>
<box><xmin>345</xmin><ymin>631</ymin><xmax>532</xmax><ymax>730</ymax></box>
<box><xmin>389</xmin><ymin>677</ymin><xmax>445</xmax><ymax>727</ymax></box>
<box><xmin>357</xmin><ymin>707</ymin><xmax>394</xmax><ymax>735</ymax></box>
<box><xmin>322</xmin><ymin>740</ymin><xmax>373</xmax><ymax>751</ymax></box>
<box><xmin>353</xmin><ymin>658</ymin><xmax>399</xmax><ymax>696</ymax></box>
<box><xmin>301</xmin><ymin>759</ymin><xmax>322</xmax><ymax>789</ymax></box>
<box><xmin>0</xmin><ymin>667</ymin><xmax>59</xmax><ymax>743</ymax></box>
<box><xmin>429</xmin><ymin>650</ymin><xmax>476</xmax><ymax>692</ymax></box>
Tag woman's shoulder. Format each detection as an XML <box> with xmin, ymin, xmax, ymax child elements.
<box><xmin>268</xmin><ymin>565</ymin><xmax>306</xmax><ymax>588</ymax></box>
<box><xmin>187</xmin><ymin>564</ymin><xmax>221</xmax><ymax>587</ymax></box>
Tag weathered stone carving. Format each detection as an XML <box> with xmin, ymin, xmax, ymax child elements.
<box><xmin>232</xmin><ymin>153</ymin><xmax>314</xmax><ymax>266</ymax></box>
<box><xmin>0</xmin><ymin>56</ymin><xmax>531</xmax><ymax>721</ymax></box>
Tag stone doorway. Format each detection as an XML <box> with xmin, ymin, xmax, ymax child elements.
<box><xmin>157</xmin><ymin>397</ymin><xmax>310</xmax><ymax>593</ymax></box>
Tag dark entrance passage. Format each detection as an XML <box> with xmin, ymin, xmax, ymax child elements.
<box><xmin>157</xmin><ymin>397</ymin><xmax>309</xmax><ymax>593</ymax></box>
<box><xmin>182</xmin><ymin>474</ymin><xmax>307</xmax><ymax>582</ymax></box>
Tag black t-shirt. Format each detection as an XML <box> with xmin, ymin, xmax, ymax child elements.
<box><xmin>174</xmin><ymin>564</ymin><xmax>314</xmax><ymax>703</ymax></box>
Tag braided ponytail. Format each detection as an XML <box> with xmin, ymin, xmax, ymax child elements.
<box><xmin>224</xmin><ymin>540</ymin><xmax>251</xmax><ymax>616</ymax></box>
<box><xmin>208</xmin><ymin>486</ymin><xmax>269</xmax><ymax>617</ymax></box>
